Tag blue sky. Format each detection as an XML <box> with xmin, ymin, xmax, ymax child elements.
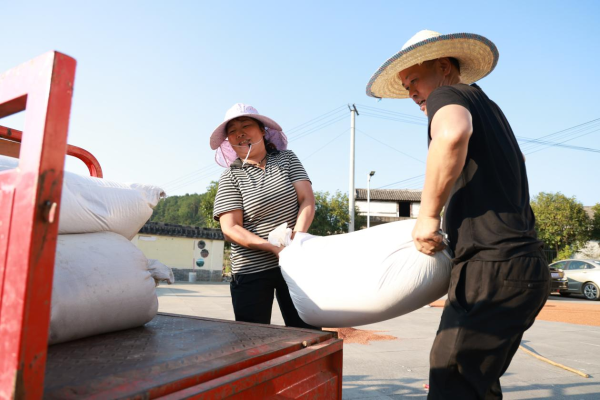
<box><xmin>2</xmin><ymin>0</ymin><xmax>599</xmax><ymax>206</ymax></box>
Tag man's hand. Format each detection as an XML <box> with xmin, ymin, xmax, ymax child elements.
<box><xmin>412</xmin><ymin>216</ymin><xmax>446</xmax><ymax>256</ymax></box>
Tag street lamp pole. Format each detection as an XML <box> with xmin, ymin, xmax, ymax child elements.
<box><xmin>367</xmin><ymin>171</ymin><xmax>375</xmax><ymax>228</ymax></box>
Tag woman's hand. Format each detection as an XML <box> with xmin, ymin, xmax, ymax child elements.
<box><xmin>271</xmin><ymin>245</ymin><xmax>283</xmax><ymax>258</ymax></box>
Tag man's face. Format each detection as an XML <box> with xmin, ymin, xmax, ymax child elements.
<box><xmin>398</xmin><ymin>61</ymin><xmax>444</xmax><ymax>116</ymax></box>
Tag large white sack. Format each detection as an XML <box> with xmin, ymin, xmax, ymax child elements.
<box><xmin>279</xmin><ymin>219</ymin><xmax>452</xmax><ymax>327</ymax></box>
<box><xmin>0</xmin><ymin>155</ymin><xmax>164</xmax><ymax>240</ymax></box>
<box><xmin>50</xmin><ymin>232</ymin><xmax>158</xmax><ymax>344</ymax></box>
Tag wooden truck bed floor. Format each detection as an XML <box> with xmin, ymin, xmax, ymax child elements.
<box><xmin>44</xmin><ymin>313</ymin><xmax>342</xmax><ymax>399</ymax></box>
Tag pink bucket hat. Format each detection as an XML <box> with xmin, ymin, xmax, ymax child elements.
<box><xmin>210</xmin><ymin>103</ymin><xmax>288</xmax><ymax>167</ymax></box>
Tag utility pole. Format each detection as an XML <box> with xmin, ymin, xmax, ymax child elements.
<box><xmin>348</xmin><ymin>104</ymin><xmax>358</xmax><ymax>232</ymax></box>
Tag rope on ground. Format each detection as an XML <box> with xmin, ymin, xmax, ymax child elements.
<box><xmin>519</xmin><ymin>345</ymin><xmax>590</xmax><ymax>378</ymax></box>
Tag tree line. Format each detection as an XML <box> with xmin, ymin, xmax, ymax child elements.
<box><xmin>151</xmin><ymin>181</ymin><xmax>365</xmax><ymax>234</ymax></box>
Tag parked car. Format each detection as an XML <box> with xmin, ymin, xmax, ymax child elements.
<box><xmin>548</xmin><ymin>259</ymin><xmax>600</xmax><ymax>301</ymax></box>
<box><xmin>548</xmin><ymin>266</ymin><xmax>568</xmax><ymax>293</ymax></box>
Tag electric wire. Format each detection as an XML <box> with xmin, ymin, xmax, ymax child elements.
<box><xmin>376</xmin><ymin>174</ymin><xmax>426</xmax><ymax>190</ymax></box>
<box><xmin>518</xmin><ymin>136</ymin><xmax>600</xmax><ymax>154</ymax></box>
<box><xmin>356</xmin><ymin>104</ymin><xmax>426</xmax><ymax>122</ymax></box>
<box><xmin>356</xmin><ymin>128</ymin><xmax>425</xmax><ymax>164</ymax></box>
<box><xmin>302</xmin><ymin>128</ymin><xmax>350</xmax><ymax>161</ymax></box>
<box><xmin>289</xmin><ymin>113</ymin><xmax>348</xmax><ymax>142</ymax></box>
<box><xmin>286</xmin><ymin>105</ymin><xmax>347</xmax><ymax>136</ymax></box>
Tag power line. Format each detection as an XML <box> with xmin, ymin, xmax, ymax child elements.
<box><xmin>361</xmin><ymin>112</ymin><xmax>427</xmax><ymax>126</ymax></box>
<box><xmin>302</xmin><ymin>128</ymin><xmax>349</xmax><ymax>161</ymax></box>
<box><xmin>290</xmin><ymin>113</ymin><xmax>348</xmax><ymax>141</ymax></box>
<box><xmin>518</xmin><ymin>135</ymin><xmax>600</xmax><ymax>154</ymax></box>
<box><xmin>376</xmin><ymin>174</ymin><xmax>425</xmax><ymax>189</ymax></box>
<box><xmin>355</xmin><ymin>128</ymin><xmax>425</xmax><ymax>164</ymax></box>
<box><xmin>356</xmin><ymin>103</ymin><xmax>426</xmax><ymax>122</ymax></box>
<box><xmin>286</xmin><ymin>105</ymin><xmax>346</xmax><ymax>136</ymax></box>
<box><xmin>159</xmin><ymin>163</ymin><xmax>218</xmax><ymax>188</ymax></box>
<box><xmin>164</xmin><ymin>164</ymin><xmax>222</xmax><ymax>193</ymax></box>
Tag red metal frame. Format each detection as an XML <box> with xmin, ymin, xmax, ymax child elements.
<box><xmin>0</xmin><ymin>52</ymin><xmax>76</xmax><ymax>399</ymax></box>
<box><xmin>0</xmin><ymin>125</ymin><xmax>103</xmax><ymax>178</ymax></box>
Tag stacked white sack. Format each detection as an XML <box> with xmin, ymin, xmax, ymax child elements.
<box><xmin>278</xmin><ymin>219</ymin><xmax>452</xmax><ymax>327</ymax></box>
<box><xmin>0</xmin><ymin>155</ymin><xmax>165</xmax><ymax>240</ymax></box>
<box><xmin>50</xmin><ymin>232</ymin><xmax>159</xmax><ymax>344</ymax></box>
<box><xmin>0</xmin><ymin>155</ymin><xmax>172</xmax><ymax>342</ymax></box>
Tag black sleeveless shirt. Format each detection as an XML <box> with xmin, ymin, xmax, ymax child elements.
<box><xmin>427</xmin><ymin>83</ymin><xmax>542</xmax><ymax>263</ymax></box>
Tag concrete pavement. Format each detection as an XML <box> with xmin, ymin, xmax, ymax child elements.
<box><xmin>157</xmin><ymin>283</ymin><xmax>600</xmax><ymax>399</ymax></box>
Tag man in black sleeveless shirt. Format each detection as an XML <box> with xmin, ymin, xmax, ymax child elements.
<box><xmin>366</xmin><ymin>30</ymin><xmax>550</xmax><ymax>399</ymax></box>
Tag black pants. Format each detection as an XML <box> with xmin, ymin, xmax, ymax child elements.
<box><xmin>429</xmin><ymin>252</ymin><xmax>550</xmax><ymax>400</ymax></box>
<box><xmin>230</xmin><ymin>267</ymin><xmax>319</xmax><ymax>330</ymax></box>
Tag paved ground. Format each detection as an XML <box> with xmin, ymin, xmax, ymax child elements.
<box><xmin>157</xmin><ymin>283</ymin><xmax>600</xmax><ymax>399</ymax></box>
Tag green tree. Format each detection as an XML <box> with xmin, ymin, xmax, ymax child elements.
<box><xmin>591</xmin><ymin>203</ymin><xmax>600</xmax><ymax>241</ymax></box>
<box><xmin>531</xmin><ymin>192</ymin><xmax>592</xmax><ymax>259</ymax></box>
<box><xmin>309</xmin><ymin>191</ymin><xmax>366</xmax><ymax>236</ymax></box>
<box><xmin>151</xmin><ymin>193</ymin><xmax>205</xmax><ymax>226</ymax></box>
<box><xmin>199</xmin><ymin>181</ymin><xmax>220</xmax><ymax>228</ymax></box>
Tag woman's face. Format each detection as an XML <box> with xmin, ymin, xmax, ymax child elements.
<box><xmin>226</xmin><ymin>117</ymin><xmax>265</xmax><ymax>155</ymax></box>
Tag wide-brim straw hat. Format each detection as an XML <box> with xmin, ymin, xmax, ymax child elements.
<box><xmin>366</xmin><ymin>30</ymin><xmax>499</xmax><ymax>99</ymax></box>
<box><xmin>210</xmin><ymin>103</ymin><xmax>288</xmax><ymax>167</ymax></box>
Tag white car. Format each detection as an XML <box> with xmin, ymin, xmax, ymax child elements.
<box><xmin>549</xmin><ymin>259</ymin><xmax>600</xmax><ymax>301</ymax></box>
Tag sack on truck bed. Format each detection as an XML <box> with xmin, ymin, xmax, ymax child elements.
<box><xmin>0</xmin><ymin>155</ymin><xmax>164</xmax><ymax>240</ymax></box>
<box><xmin>50</xmin><ymin>232</ymin><xmax>159</xmax><ymax>345</ymax></box>
<box><xmin>277</xmin><ymin>219</ymin><xmax>453</xmax><ymax>327</ymax></box>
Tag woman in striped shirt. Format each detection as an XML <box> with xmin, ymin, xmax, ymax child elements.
<box><xmin>211</xmin><ymin>104</ymin><xmax>318</xmax><ymax>329</ymax></box>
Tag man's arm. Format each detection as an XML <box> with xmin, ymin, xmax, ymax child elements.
<box><xmin>220</xmin><ymin>210</ymin><xmax>282</xmax><ymax>256</ymax></box>
<box><xmin>292</xmin><ymin>180</ymin><xmax>315</xmax><ymax>238</ymax></box>
<box><xmin>412</xmin><ymin>104</ymin><xmax>472</xmax><ymax>255</ymax></box>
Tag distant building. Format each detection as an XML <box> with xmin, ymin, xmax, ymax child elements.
<box><xmin>355</xmin><ymin>189</ymin><xmax>421</xmax><ymax>228</ymax></box>
<box><xmin>131</xmin><ymin>222</ymin><xmax>225</xmax><ymax>282</ymax></box>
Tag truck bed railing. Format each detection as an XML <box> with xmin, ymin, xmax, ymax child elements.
<box><xmin>0</xmin><ymin>125</ymin><xmax>103</xmax><ymax>178</ymax></box>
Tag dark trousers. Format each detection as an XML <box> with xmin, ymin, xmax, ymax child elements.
<box><xmin>429</xmin><ymin>252</ymin><xmax>550</xmax><ymax>400</ymax></box>
<box><xmin>230</xmin><ymin>267</ymin><xmax>319</xmax><ymax>330</ymax></box>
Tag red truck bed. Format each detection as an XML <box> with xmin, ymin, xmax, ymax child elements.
<box><xmin>45</xmin><ymin>314</ymin><xmax>342</xmax><ymax>399</ymax></box>
<box><xmin>0</xmin><ymin>52</ymin><xmax>342</xmax><ymax>399</ymax></box>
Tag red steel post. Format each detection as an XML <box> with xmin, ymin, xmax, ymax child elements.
<box><xmin>0</xmin><ymin>52</ymin><xmax>76</xmax><ymax>399</ymax></box>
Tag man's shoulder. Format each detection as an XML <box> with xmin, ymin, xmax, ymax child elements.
<box><xmin>431</xmin><ymin>83</ymin><xmax>474</xmax><ymax>98</ymax></box>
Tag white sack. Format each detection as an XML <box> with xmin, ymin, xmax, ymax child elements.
<box><xmin>279</xmin><ymin>219</ymin><xmax>452</xmax><ymax>327</ymax></box>
<box><xmin>0</xmin><ymin>155</ymin><xmax>164</xmax><ymax>240</ymax></box>
<box><xmin>148</xmin><ymin>259</ymin><xmax>175</xmax><ymax>285</ymax></box>
<box><xmin>50</xmin><ymin>232</ymin><xmax>158</xmax><ymax>345</ymax></box>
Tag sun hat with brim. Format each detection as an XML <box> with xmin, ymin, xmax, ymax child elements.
<box><xmin>210</xmin><ymin>103</ymin><xmax>288</xmax><ymax>167</ymax></box>
<box><xmin>366</xmin><ymin>30</ymin><xmax>499</xmax><ymax>99</ymax></box>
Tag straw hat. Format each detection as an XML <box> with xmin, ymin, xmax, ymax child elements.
<box><xmin>210</xmin><ymin>103</ymin><xmax>288</xmax><ymax>167</ymax></box>
<box><xmin>366</xmin><ymin>30</ymin><xmax>499</xmax><ymax>99</ymax></box>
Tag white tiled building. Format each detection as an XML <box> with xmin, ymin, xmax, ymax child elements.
<box><xmin>355</xmin><ymin>189</ymin><xmax>421</xmax><ymax>228</ymax></box>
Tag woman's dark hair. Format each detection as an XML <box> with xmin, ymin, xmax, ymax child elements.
<box><xmin>252</xmin><ymin>118</ymin><xmax>278</xmax><ymax>153</ymax></box>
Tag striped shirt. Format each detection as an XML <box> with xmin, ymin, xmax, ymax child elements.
<box><xmin>213</xmin><ymin>150</ymin><xmax>310</xmax><ymax>275</ymax></box>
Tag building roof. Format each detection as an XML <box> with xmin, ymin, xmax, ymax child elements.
<box><xmin>139</xmin><ymin>222</ymin><xmax>224</xmax><ymax>240</ymax></box>
<box><xmin>355</xmin><ymin>189</ymin><xmax>422</xmax><ymax>202</ymax></box>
